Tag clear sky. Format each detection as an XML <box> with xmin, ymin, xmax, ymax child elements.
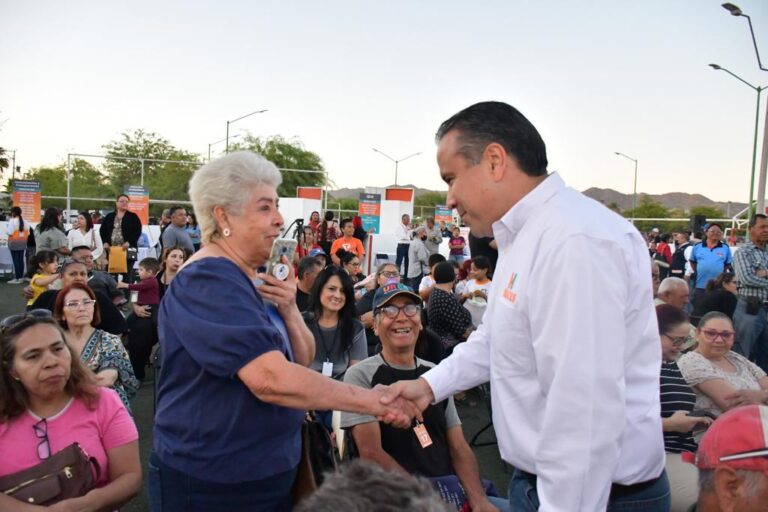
<box><xmin>1</xmin><ymin>0</ymin><xmax>767</xmax><ymax>203</ymax></box>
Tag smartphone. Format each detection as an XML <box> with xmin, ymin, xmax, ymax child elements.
<box><xmin>266</xmin><ymin>239</ymin><xmax>297</xmax><ymax>281</ymax></box>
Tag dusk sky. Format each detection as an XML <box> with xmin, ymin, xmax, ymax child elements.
<box><xmin>2</xmin><ymin>0</ymin><xmax>767</xmax><ymax>204</ymax></box>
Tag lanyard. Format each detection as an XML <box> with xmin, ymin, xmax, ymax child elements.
<box><xmin>319</xmin><ymin>322</ymin><xmax>341</xmax><ymax>362</ymax></box>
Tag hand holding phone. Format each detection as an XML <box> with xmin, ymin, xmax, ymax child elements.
<box><xmin>266</xmin><ymin>239</ymin><xmax>298</xmax><ymax>281</ymax></box>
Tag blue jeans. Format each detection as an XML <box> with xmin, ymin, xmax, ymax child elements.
<box><xmin>448</xmin><ymin>254</ymin><xmax>465</xmax><ymax>265</ymax></box>
<box><xmin>396</xmin><ymin>243</ymin><xmax>410</xmax><ymax>277</ymax></box>
<box><xmin>10</xmin><ymin>249</ymin><xmax>25</xmax><ymax>279</ymax></box>
<box><xmin>733</xmin><ymin>298</ymin><xmax>768</xmax><ymax>364</ymax></box>
<box><xmin>506</xmin><ymin>469</ymin><xmax>670</xmax><ymax>511</ymax></box>
<box><xmin>148</xmin><ymin>452</ymin><xmax>297</xmax><ymax>512</ymax></box>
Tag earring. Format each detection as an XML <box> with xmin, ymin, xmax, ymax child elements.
<box><xmin>222</xmin><ymin>228</ymin><xmax>231</xmax><ymax>237</ymax></box>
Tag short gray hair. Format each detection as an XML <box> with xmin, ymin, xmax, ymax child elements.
<box><xmin>699</xmin><ymin>468</ymin><xmax>766</xmax><ymax>497</ymax></box>
<box><xmin>189</xmin><ymin>151</ymin><xmax>282</xmax><ymax>244</ymax></box>
<box><xmin>658</xmin><ymin>277</ymin><xmax>687</xmax><ymax>295</ymax></box>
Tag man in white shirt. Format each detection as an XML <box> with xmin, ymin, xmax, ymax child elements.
<box><xmin>381</xmin><ymin>101</ymin><xmax>667</xmax><ymax>511</ymax></box>
<box><xmin>394</xmin><ymin>214</ymin><xmax>412</xmax><ymax>276</ymax></box>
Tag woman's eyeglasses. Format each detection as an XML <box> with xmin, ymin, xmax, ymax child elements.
<box><xmin>663</xmin><ymin>333</ymin><xmax>689</xmax><ymax>347</ymax></box>
<box><xmin>63</xmin><ymin>299</ymin><xmax>96</xmax><ymax>310</ymax></box>
<box><xmin>0</xmin><ymin>309</ymin><xmax>53</xmax><ymax>333</ymax></box>
<box><xmin>33</xmin><ymin>419</ymin><xmax>51</xmax><ymax>460</ymax></box>
<box><xmin>380</xmin><ymin>271</ymin><xmax>399</xmax><ymax>279</ymax></box>
<box><xmin>376</xmin><ymin>304</ymin><xmax>421</xmax><ymax>319</ymax></box>
<box><xmin>700</xmin><ymin>329</ymin><xmax>735</xmax><ymax>342</ymax></box>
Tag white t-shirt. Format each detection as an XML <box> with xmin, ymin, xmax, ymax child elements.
<box><xmin>419</xmin><ymin>275</ymin><xmax>435</xmax><ymax>292</ymax></box>
<box><xmin>463</xmin><ymin>279</ymin><xmax>492</xmax><ymax>298</ymax></box>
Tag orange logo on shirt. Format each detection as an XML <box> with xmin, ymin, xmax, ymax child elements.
<box><xmin>502</xmin><ymin>273</ymin><xmax>518</xmax><ymax>303</ymax></box>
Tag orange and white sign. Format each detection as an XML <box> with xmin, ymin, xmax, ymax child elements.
<box><xmin>12</xmin><ymin>180</ymin><xmax>42</xmax><ymax>222</ymax></box>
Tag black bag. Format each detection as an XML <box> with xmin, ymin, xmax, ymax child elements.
<box><xmin>292</xmin><ymin>412</ymin><xmax>337</xmax><ymax>503</ymax></box>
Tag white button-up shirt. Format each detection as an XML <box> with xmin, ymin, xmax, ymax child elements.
<box><xmin>423</xmin><ymin>173</ymin><xmax>664</xmax><ymax>512</ymax></box>
<box><xmin>394</xmin><ymin>223</ymin><xmax>412</xmax><ymax>244</ymax></box>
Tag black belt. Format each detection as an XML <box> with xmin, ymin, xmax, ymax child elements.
<box><xmin>516</xmin><ymin>469</ymin><xmax>662</xmax><ymax>500</ymax></box>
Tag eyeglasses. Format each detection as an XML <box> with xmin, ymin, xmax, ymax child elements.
<box><xmin>376</xmin><ymin>304</ymin><xmax>421</xmax><ymax>319</ymax></box>
<box><xmin>0</xmin><ymin>309</ymin><xmax>53</xmax><ymax>333</ymax></box>
<box><xmin>380</xmin><ymin>271</ymin><xmax>399</xmax><ymax>279</ymax></box>
<box><xmin>663</xmin><ymin>333</ymin><xmax>689</xmax><ymax>347</ymax></box>
<box><xmin>350</xmin><ymin>262</ymin><xmax>361</xmax><ymax>267</ymax></box>
<box><xmin>33</xmin><ymin>419</ymin><xmax>50</xmax><ymax>460</ymax></box>
<box><xmin>700</xmin><ymin>329</ymin><xmax>735</xmax><ymax>342</ymax></box>
<box><xmin>63</xmin><ymin>299</ymin><xmax>96</xmax><ymax>310</ymax></box>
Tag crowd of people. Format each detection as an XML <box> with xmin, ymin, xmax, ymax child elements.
<box><xmin>3</xmin><ymin>101</ymin><xmax>768</xmax><ymax>511</ymax></box>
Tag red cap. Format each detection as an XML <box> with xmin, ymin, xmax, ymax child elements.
<box><xmin>682</xmin><ymin>405</ymin><xmax>768</xmax><ymax>471</ymax></box>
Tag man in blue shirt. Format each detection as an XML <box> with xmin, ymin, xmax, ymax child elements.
<box><xmin>689</xmin><ymin>222</ymin><xmax>733</xmax><ymax>309</ymax></box>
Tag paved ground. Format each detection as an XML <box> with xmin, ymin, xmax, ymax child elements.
<box><xmin>0</xmin><ymin>280</ymin><xmax>510</xmax><ymax>510</ymax></box>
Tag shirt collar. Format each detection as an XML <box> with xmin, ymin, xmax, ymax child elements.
<box><xmin>493</xmin><ymin>172</ymin><xmax>564</xmax><ymax>247</ymax></box>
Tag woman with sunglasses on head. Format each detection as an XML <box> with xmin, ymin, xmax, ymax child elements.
<box><xmin>0</xmin><ymin>314</ymin><xmax>140</xmax><ymax>511</ymax></box>
<box><xmin>678</xmin><ymin>311</ymin><xmax>768</xmax><ymax>418</ymax></box>
<box><xmin>656</xmin><ymin>305</ymin><xmax>713</xmax><ymax>512</ymax></box>
<box><xmin>53</xmin><ymin>282</ymin><xmax>138</xmax><ymax>413</ymax></box>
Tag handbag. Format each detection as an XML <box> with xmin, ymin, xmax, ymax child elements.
<box><xmin>108</xmin><ymin>247</ymin><xmax>128</xmax><ymax>274</ymax></box>
<box><xmin>291</xmin><ymin>412</ymin><xmax>337</xmax><ymax>504</ymax></box>
<box><xmin>8</xmin><ymin>227</ymin><xmax>29</xmax><ymax>251</ymax></box>
<box><xmin>0</xmin><ymin>442</ymin><xmax>100</xmax><ymax>506</ymax></box>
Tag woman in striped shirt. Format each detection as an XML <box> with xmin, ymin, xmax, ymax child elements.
<box><xmin>656</xmin><ymin>304</ymin><xmax>713</xmax><ymax>511</ymax></box>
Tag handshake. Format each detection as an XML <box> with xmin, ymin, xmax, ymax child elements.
<box><xmin>368</xmin><ymin>378</ymin><xmax>436</xmax><ymax>429</ymax></box>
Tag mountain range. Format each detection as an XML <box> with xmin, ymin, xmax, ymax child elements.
<box><xmin>330</xmin><ymin>185</ymin><xmax>748</xmax><ymax>216</ymax></box>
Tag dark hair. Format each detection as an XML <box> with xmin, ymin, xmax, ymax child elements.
<box><xmin>54</xmin><ymin>282</ymin><xmax>101</xmax><ymax>329</ymax></box>
<box><xmin>336</xmin><ymin>249</ymin><xmax>359</xmax><ymax>268</ymax></box>
<box><xmin>10</xmin><ymin>206</ymin><xmax>24</xmax><ymax>232</ymax></box>
<box><xmin>187</xmin><ymin>212</ymin><xmax>198</xmax><ymax>226</ymax></box>
<box><xmin>59</xmin><ymin>260</ymin><xmax>87</xmax><ymax>277</ymax></box>
<box><xmin>374</xmin><ymin>262</ymin><xmax>400</xmax><ymax>289</ymax></box>
<box><xmin>161</xmin><ymin>246</ymin><xmax>190</xmax><ymax>268</ymax></box>
<box><xmin>659</xmin><ymin>233</ymin><xmax>670</xmax><ymax>243</ymax></box>
<box><xmin>38</xmin><ymin>207</ymin><xmax>61</xmax><ymax>233</ymax></box>
<box><xmin>0</xmin><ymin>316</ymin><xmax>99</xmax><ymax>421</ymax></box>
<box><xmin>471</xmin><ymin>255</ymin><xmax>492</xmax><ymax>278</ymax></box>
<box><xmin>27</xmin><ymin>250</ymin><xmax>58</xmax><ymax>278</ymax></box>
<box><xmin>458</xmin><ymin>259</ymin><xmax>472</xmax><ymax>281</ymax></box>
<box><xmin>655</xmin><ymin>304</ymin><xmax>688</xmax><ymax>335</ymax></box>
<box><xmin>340</xmin><ymin>218</ymin><xmax>353</xmax><ymax>230</ymax></box>
<box><xmin>749</xmin><ymin>213</ymin><xmax>768</xmax><ymax>229</ymax></box>
<box><xmin>697</xmin><ymin>311</ymin><xmax>733</xmax><ymax>330</ymax></box>
<box><xmin>298</xmin><ymin>256</ymin><xmax>323</xmax><ymax>279</ymax></box>
<box><xmin>116</xmin><ymin>194</ymin><xmax>129</xmax><ymax>202</ymax></box>
<box><xmin>435</xmin><ymin>101</ymin><xmax>548</xmax><ymax>177</ymax></box>
<box><xmin>309</xmin><ymin>266</ymin><xmax>358</xmax><ymax>353</ymax></box>
<box><xmin>320</xmin><ymin>211</ymin><xmax>335</xmax><ymax>242</ymax></box>
<box><xmin>433</xmin><ymin>261</ymin><xmax>456</xmax><ymax>285</ymax></box>
<box><xmin>310</xmin><ymin>211</ymin><xmax>320</xmax><ymax>220</ymax></box>
<box><xmin>70</xmin><ymin>245</ymin><xmax>92</xmax><ymax>256</ymax></box>
<box><xmin>427</xmin><ymin>253</ymin><xmax>446</xmax><ymax>269</ymax></box>
<box><xmin>77</xmin><ymin>210</ymin><xmax>94</xmax><ymax>232</ymax></box>
<box><xmin>169</xmin><ymin>205</ymin><xmax>186</xmax><ymax>217</ymax></box>
<box><xmin>706</xmin><ymin>272</ymin><xmax>735</xmax><ymax>292</ymax></box>
<box><xmin>139</xmin><ymin>257</ymin><xmax>161</xmax><ymax>274</ymax></box>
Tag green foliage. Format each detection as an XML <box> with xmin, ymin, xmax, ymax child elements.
<box><xmin>229</xmin><ymin>134</ymin><xmax>326</xmax><ymax>198</ymax></box>
<box><xmin>689</xmin><ymin>205</ymin><xmax>725</xmax><ymax>219</ymax></box>
<box><xmin>623</xmin><ymin>196</ymin><xmax>670</xmax><ymax>234</ymax></box>
<box><xmin>20</xmin><ymin>159</ymin><xmax>113</xmax><ymax>211</ymax></box>
<box><xmin>0</xmin><ymin>147</ymin><xmax>9</xmax><ymax>174</ymax></box>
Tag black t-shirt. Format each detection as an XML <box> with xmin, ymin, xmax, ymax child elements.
<box><xmin>468</xmin><ymin>233</ymin><xmax>498</xmax><ymax>273</ymax></box>
<box><xmin>296</xmin><ymin>288</ymin><xmax>311</xmax><ymax>312</ymax></box>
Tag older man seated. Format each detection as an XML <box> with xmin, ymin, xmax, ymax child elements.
<box><xmin>658</xmin><ymin>276</ymin><xmax>696</xmax><ymax>352</ymax></box>
<box><xmin>341</xmin><ymin>283</ymin><xmax>503</xmax><ymax>512</ymax></box>
<box><xmin>683</xmin><ymin>405</ymin><xmax>768</xmax><ymax>511</ymax></box>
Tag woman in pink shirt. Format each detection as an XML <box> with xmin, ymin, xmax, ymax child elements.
<box><xmin>0</xmin><ymin>314</ymin><xmax>140</xmax><ymax>510</ymax></box>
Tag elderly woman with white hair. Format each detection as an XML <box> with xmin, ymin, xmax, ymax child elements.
<box><xmin>149</xmin><ymin>152</ymin><xmax>419</xmax><ymax>512</ymax></box>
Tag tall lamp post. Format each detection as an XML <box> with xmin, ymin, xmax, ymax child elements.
<box><xmin>709</xmin><ymin>64</ymin><xmax>766</xmax><ymax>218</ymax></box>
<box><xmin>226</xmin><ymin>109</ymin><xmax>267</xmax><ymax>153</ymax></box>
<box><xmin>209</xmin><ymin>134</ymin><xmax>241</xmax><ymax>161</ymax></box>
<box><xmin>722</xmin><ymin>3</ymin><xmax>768</xmax><ymax>215</ymax></box>
<box><xmin>371</xmin><ymin>148</ymin><xmax>421</xmax><ymax>185</ymax></box>
<box><xmin>614</xmin><ymin>152</ymin><xmax>638</xmax><ymax>223</ymax></box>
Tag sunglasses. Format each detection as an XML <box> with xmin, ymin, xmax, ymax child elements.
<box><xmin>0</xmin><ymin>309</ymin><xmax>53</xmax><ymax>333</ymax></box>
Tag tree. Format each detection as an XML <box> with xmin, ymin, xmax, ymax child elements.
<box><xmin>0</xmin><ymin>147</ymin><xmax>9</xmax><ymax>176</ymax></box>
<box><xmin>21</xmin><ymin>159</ymin><xmax>113</xmax><ymax>212</ymax></box>
<box><xmin>102</xmin><ymin>129</ymin><xmax>201</xmax><ymax>215</ymax></box>
<box><xmin>229</xmin><ymin>134</ymin><xmax>326</xmax><ymax>198</ymax></box>
<box><xmin>624</xmin><ymin>196</ymin><xmax>670</xmax><ymax>234</ymax></box>
<box><xmin>689</xmin><ymin>205</ymin><xmax>725</xmax><ymax>219</ymax></box>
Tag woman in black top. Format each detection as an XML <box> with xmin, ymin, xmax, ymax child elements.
<box><xmin>427</xmin><ymin>262</ymin><xmax>473</xmax><ymax>354</ymax></box>
<box><xmin>656</xmin><ymin>304</ymin><xmax>713</xmax><ymax>511</ymax></box>
<box><xmin>691</xmin><ymin>272</ymin><xmax>738</xmax><ymax>325</ymax></box>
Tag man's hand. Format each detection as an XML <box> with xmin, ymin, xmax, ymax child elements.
<box><xmin>103</xmin><ymin>243</ymin><xmax>110</xmax><ymax>251</ymax></box>
<box><xmin>132</xmin><ymin>304</ymin><xmax>151</xmax><ymax>318</ymax></box>
<box><xmin>467</xmin><ymin>498</ymin><xmax>499</xmax><ymax>512</ymax></box>
<box><xmin>379</xmin><ymin>378</ymin><xmax>434</xmax><ymax>419</ymax></box>
<box><xmin>369</xmin><ymin>385</ymin><xmax>423</xmax><ymax>428</ymax></box>
<box><xmin>664</xmin><ymin>410</ymin><xmax>712</xmax><ymax>433</ymax></box>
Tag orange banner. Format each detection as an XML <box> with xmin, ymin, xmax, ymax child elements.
<box><xmin>12</xmin><ymin>180</ymin><xmax>41</xmax><ymax>222</ymax></box>
<box><xmin>124</xmin><ymin>185</ymin><xmax>149</xmax><ymax>225</ymax></box>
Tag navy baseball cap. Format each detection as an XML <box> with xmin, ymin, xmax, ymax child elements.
<box><xmin>373</xmin><ymin>283</ymin><xmax>422</xmax><ymax>310</ymax></box>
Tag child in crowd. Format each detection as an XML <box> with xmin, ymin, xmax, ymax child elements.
<box><xmin>419</xmin><ymin>253</ymin><xmax>447</xmax><ymax>302</ymax></box>
<box><xmin>118</xmin><ymin>257</ymin><xmax>161</xmax><ymax>316</ymax></box>
<box><xmin>461</xmin><ymin>256</ymin><xmax>493</xmax><ymax>303</ymax></box>
<box><xmin>26</xmin><ymin>250</ymin><xmax>59</xmax><ymax>308</ymax></box>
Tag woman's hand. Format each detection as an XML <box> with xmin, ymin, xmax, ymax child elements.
<box><xmin>663</xmin><ymin>410</ymin><xmax>712</xmax><ymax>433</ymax></box>
<box><xmin>726</xmin><ymin>389</ymin><xmax>768</xmax><ymax>407</ymax></box>
<box><xmin>96</xmin><ymin>369</ymin><xmax>119</xmax><ymax>387</ymax></box>
<box><xmin>132</xmin><ymin>304</ymin><xmax>151</xmax><ymax>318</ymax></box>
<box><xmin>256</xmin><ymin>257</ymin><xmax>298</xmax><ymax>316</ymax></box>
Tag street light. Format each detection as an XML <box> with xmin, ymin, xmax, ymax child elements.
<box><xmin>709</xmin><ymin>63</ymin><xmax>767</xmax><ymax>218</ymax></box>
<box><xmin>614</xmin><ymin>152</ymin><xmax>638</xmax><ymax>222</ymax></box>
<box><xmin>371</xmin><ymin>148</ymin><xmax>421</xmax><ymax>185</ymax></box>
<box><xmin>226</xmin><ymin>109</ymin><xmax>267</xmax><ymax>153</ymax></box>
<box><xmin>209</xmin><ymin>134</ymin><xmax>241</xmax><ymax>161</ymax></box>
<box><xmin>722</xmin><ymin>3</ymin><xmax>767</xmax><ymax>72</ymax></box>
